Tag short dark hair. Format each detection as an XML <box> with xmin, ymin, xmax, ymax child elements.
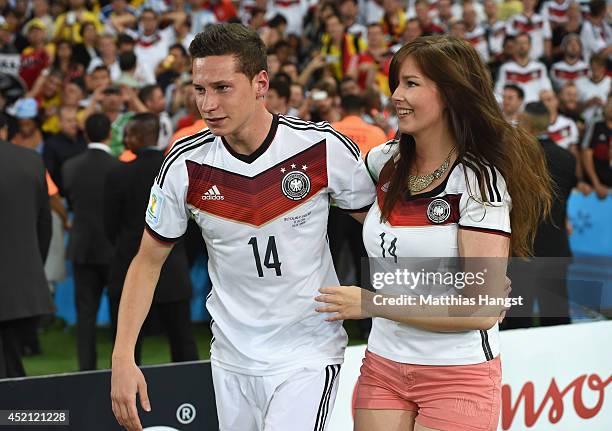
<box><xmin>169</xmin><ymin>43</ymin><xmax>188</xmax><ymax>57</ymax></box>
<box><xmin>138</xmin><ymin>84</ymin><xmax>161</xmax><ymax>104</ymax></box>
<box><xmin>85</xmin><ymin>113</ymin><xmax>111</xmax><ymax>142</ymax></box>
<box><xmin>91</xmin><ymin>65</ymin><xmax>110</xmax><ymax>75</ymax></box>
<box><xmin>524</xmin><ymin>101</ymin><xmax>549</xmax><ymax>117</ymax></box>
<box><xmin>269</xmin><ymin>79</ymin><xmax>290</xmax><ymax>102</ymax></box>
<box><xmin>590</xmin><ymin>52</ymin><xmax>606</xmax><ymax>67</ymax></box>
<box><xmin>127</xmin><ymin>112</ymin><xmax>159</xmax><ymax>145</ymax></box>
<box><xmin>589</xmin><ymin>0</ymin><xmax>606</xmax><ymax>17</ymax></box>
<box><xmin>504</xmin><ymin>84</ymin><xmax>525</xmax><ymax>100</ymax></box>
<box><xmin>341</xmin><ymin>95</ymin><xmax>365</xmax><ymax>114</ymax></box>
<box><xmin>118</xmin><ymin>52</ymin><xmax>137</xmax><ymax>71</ymax></box>
<box><xmin>189</xmin><ymin>23</ymin><xmax>267</xmax><ymax>80</ymax></box>
<box><xmin>116</xmin><ymin>33</ymin><xmax>135</xmax><ymax>48</ymax></box>
<box><xmin>515</xmin><ymin>32</ymin><xmax>531</xmax><ymax>43</ymax></box>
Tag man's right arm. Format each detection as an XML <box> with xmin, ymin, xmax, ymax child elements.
<box><xmin>111</xmin><ymin>230</ymin><xmax>173</xmax><ymax>431</ymax></box>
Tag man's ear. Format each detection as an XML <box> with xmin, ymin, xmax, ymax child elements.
<box><xmin>254</xmin><ymin>70</ymin><xmax>269</xmax><ymax>100</ymax></box>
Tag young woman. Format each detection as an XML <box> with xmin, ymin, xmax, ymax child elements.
<box><xmin>316</xmin><ymin>35</ymin><xmax>551</xmax><ymax>431</ymax></box>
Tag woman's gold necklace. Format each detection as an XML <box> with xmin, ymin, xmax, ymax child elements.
<box><xmin>408</xmin><ymin>148</ymin><xmax>455</xmax><ymax>193</ymax></box>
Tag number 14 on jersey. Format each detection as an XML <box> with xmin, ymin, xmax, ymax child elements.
<box><xmin>248</xmin><ymin>236</ymin><xmax>282</xmax><ymax>277</ymax></box>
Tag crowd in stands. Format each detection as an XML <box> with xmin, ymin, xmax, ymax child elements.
<box><xmin>0</xmin><ymin>0</ymin><xmax>610</xmax><ymax>373</ymax></box>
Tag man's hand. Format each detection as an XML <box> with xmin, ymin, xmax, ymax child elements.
<box><xmin>111</xmin><ymin>357</ymin><xmax>151</xmax><ymax>431</ymax></box>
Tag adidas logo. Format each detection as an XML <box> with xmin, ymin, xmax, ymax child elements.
<box><xmin>201</xmin><ymin>185</ymin><xmax>224</xmax><ymax>200</ymax></box>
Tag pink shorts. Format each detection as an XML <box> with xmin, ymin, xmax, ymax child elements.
<box><xmin>354</xmin><ymin>349</ymin><xmax>501</xmax><ymax>431</ymax></box>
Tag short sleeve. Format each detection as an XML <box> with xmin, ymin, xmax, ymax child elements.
<box><xmin>326</xmin><ymin>128</ymin><xmax>376</xmax><ymax>211</ymax></box>
<box><xmin>364</xmin><ymin>140</ymin><xmax>397</xmax><ymax>184</ymax></box>
<box><xmin>458</xmin><ymin>164</ymin><xmax>511</xmax><ymax>237</ymax></box>
<box><xmin>144</xmin><ymin>163</ymin><xmax>189</xmax><ymax>243</ymax></box>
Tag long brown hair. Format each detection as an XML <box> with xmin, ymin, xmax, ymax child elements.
<box><xmin>382</xmin><ymin>36</ymin><xmax>551</xmax><ymax>257</ymax></box>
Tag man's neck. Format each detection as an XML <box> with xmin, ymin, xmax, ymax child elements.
<box><xmin>224</xmin><ymin>108</ymin><xmax>274</xmax><ymax>155</ymax></box>
<box><xmin>515</xmin><ymin>56</ymin><xmax>530</xmax><ymax>66</ymax></box>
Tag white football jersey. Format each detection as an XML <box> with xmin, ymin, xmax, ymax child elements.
<box><xmin>505</xmin><ymin>13</ymin><xmax>552</xmax><ymax>60</ymax></box>
<box><xmin>362</xmin><ymin>142</ymin><xmax>511</xmax><ymax>365</ymax></box>
<box><xmin>550</xmin><ymin>60</ymin><xmax>590</xmax><ymax>90</ymax></box>
<box><xmin>145</xmin><ymin>114</ymin><xmax>376</xmax><ymax>375</ymax></box>
<box><xmin>494</xmin><ymin>60</ymin><xmax>553</xmax><ymax>104</ymax></box>
<box><xmin>548</xmin><ymin>114</ymin><xmax>579</xmax><ymax>149</ymax></box>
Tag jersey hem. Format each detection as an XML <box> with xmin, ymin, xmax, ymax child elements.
<box><xmin>210</xmin><ymin>356</ymin><xmax>345</xmax><ymax>376</ymax></box>
<box><xmin>366</xmin><ymin>344</ymin><xmax>499</xmax><ymax>366</ymax></box>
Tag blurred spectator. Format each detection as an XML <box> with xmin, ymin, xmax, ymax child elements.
<box><xmin>414</xmin><ymin>0</ymin><xmax>444</xmax><ymax>36</ymax></box>
<box><xmin>550</xmin><ymin>34</ymin><xmax>590</xmax><ymax>90</ymax></box>
<box><xmin>100</xmin><ymin>0</ymin><xmax>138</xmax><ymax>36</ymax></box>
<box><xmin>87</xmin><ymin>34</ymin><xmax>121</xmax><ymax>82</ymax></box>
<box><xmin>53</xmin><ymin>0</ymin><xmax>103</xmax><ymax>44</ymax></box>
<box><xmin>358</xmin><ymin>23</ymin><xmax>393</xmax><ymax>96</ymax></box>
<box><xmin>495</xmin><ymin>32</ymin><xmax>553</xmax><ymax>103</ymax></box>
<box><xmin>85</xmin><ymin>66</ymin><xmax>112</xmax><ymax>100</ymax></box>
<box><xmin>266</xmin><ymin>79</ymin><xmax>292</xmax><ymax>115</ymax></box>
<box><xmin>138</xmin><ymin>84</ymin><xmax>173</xmax><ymax>150</ymax></box>
<box><xmin>27</xmin><ymin>0</ymin><xmax>54</xmax><ymax>41</ymax></box>
<box><xmin>0</xmin><ymin>16</ymin><xmax>19</xmax><ymax>55</ymax></box>
<box><xmin>380</xmin><ymin>0</ymin><xmax>407</xmax><ymax>44</ymax></box>
<box><xmin>483</xmin><ymin>0</ymin><xmax>506</xmax><ymax>60</ymax></box>
<box><xmin>73</xmin><ymin>21</ymin><xmax>99</xmax><ymax>71</ymax></box>
<box><xmin>463</xmin><ymin>1</ymin><xmax>489</xmax><ymax>63</ymax></box>
<box><xmin>436</xmin><ymin>0</ymin><xmax>454</xmax><ymax>32</ymax></box>
<box><xmin>551</xmin><ymin>1</ymin><xmax>583</xmax><ymax>60</ymax></box>
<box><xmin>0</xmin><ymin>113</ymin><xmax>53</xmax><ymax>378</ymax></box>
<box><xmin>505</xmin><ymin>101</ymin><xmax>575</xmax><ymax>329</ymax></box>
<box><xmin>580</xmin><ymin>0</ymin><xmax>612</xmax><ymax>63</ymax></box>
<box><xmin>400</xmin><ymin>18</ymin><xmax>424</xmax><ymax>46</ymax></box>
<box><xmin>268</xmin><ymin>0</ymin><xmax>307</xmax><ymax>36</ymax></box>
<box><xmin>339</xmin><ymin>0</ymin><xmax>366</xmax><ymax>37</ymax></box>
<box><xmin>189</xmin><ymin>0</ymin><xmax>218</xmax><ymax>35</ymax></box>
<box><xmin>540</xmin><ymin>89</ymin><xmax>579</xmax><ymax>151</ymax></box>
<box><xmin>19</xmin><ymin>19</ymin><xmax>51</xmax><ymax>89</ymax></box>
<box><xmin>124</xmin><ymin>9</ymin><xmax>186</xmax><ymax>83</ymax></box>
<box><xmin>52</xmin><ymin>39</ymin><xmax>85</xmax><ymax>81</ymax></box>
<box><xmin>541</xmin><ymin>0</ymin><xmax>571</xmax><ymax>28</ymax></box>
<box><xmin>62</xmin><ymin>113</ymin><xmax>119</xmax><ymax>371</ymax></box>
<box><xmin>155</xmin><ymin>43</ymin><xmax>190</xmax><ymax>93</ymax></box>
<box><xmin>575</xmin><ymin>53</ymin><xmax>610</xmax><ymax>123</ymax></box>
<box><xmin>505</xmin><ymin>0</ymin><xmax>552</xmax><ymax>61</ymax></box>
<box><xmin>43</xmin><ymin>105</ymin><xmax>87</xmax><ymax>192</ymax></box>
<box><xmin>502</xmin><ymin>84</ymin><xmax>525</xmax><ymax>125</ymax></box>
<box><xmin>332</xmin><ymin>94</ymin><xmax>387</xmax><ymax>155</ymax></box>
<box><xmin>116</xmin><ymin>51</ymin><xmax>153</xmax><ymax>88</ymax></box>
<box><xmin>306</xmin><ymin>80</ymin><xmax>341</xmax><ymax>123</ymax></box>
<box><xmin>171</xmin><ymin>80</ymin><xmax>199</xmax><ymax>130</ymax></box>
<box><xmin>104</xmin><ymin>113</ymin><xmax>199</xmax><ymax>365</ymax></box>
<box><xmin>558</xmin><ymin>82</ymin><xmax>585</xmax><ymax>130</ymax></box>
<box><xmin>289</xmin><ymin>82</ymin><xmax>305</xmax><ymax>113</ymax></box>
<box><xmin>9</xmin><ymin>98</ymin><xmax>44</xmax><ymax>153</ymax></box>
<box><xmin>320</xmin><ymin>14</ymin><xmax>366</xmax><ymax>82</ymax></box>
<box><xmin>582</xmin><ymin>96</ymin><xmax>612</xmax><ymax>197</ymax></box>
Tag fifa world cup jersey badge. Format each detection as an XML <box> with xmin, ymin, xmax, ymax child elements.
<box><xmin>280</xmin><ymin>163</ymin><xmax>311</xmax><ymax>201</ymax></box>
<box><xmin>427</xmin><ymin>198</ymin><xmax>451</xmax><ymax>224</ymax></box>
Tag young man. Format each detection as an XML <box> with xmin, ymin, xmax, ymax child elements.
<box><xmin>494</xmin><ymin>32</ymin><xmax>552</xmax><ymax>104</ymax></box>
<box><xmin>110</xmin><ymin>24</ymin><xmax>375</xmax><ymax>431</ymax></box>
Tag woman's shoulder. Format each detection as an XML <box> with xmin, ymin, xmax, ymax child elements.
<box><xmin>364</xmin><ymin>140</ymin><xmax>398</xmax><ymax>183</ymax></box>
<box><xmin>457</xmin><ymin>154</ymin><xmax>509</xmax><ymax>202</ymax></box>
